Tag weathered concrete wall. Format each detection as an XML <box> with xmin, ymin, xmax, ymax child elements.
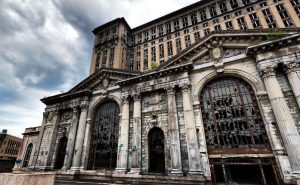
<box><xmin>0</xmin><ymin>173</ymin><xmax>55</xmax><ymax>185</ymax></box>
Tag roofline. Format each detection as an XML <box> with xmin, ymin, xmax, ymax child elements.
<box><xmin>92</xmin><ymin>17</ymin><xmax>131</xmax><ymax>34</ymax></box>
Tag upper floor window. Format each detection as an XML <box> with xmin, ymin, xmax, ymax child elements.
<box><xmin>237</xmin><ymin>17</ymin><xmax>247</xmax><ymax>29</ymax></box>
<box><xmin>167</xmin><ymin>41</ymin><xmax>173</xmax><ymax>57</ymax></box>
<box><xmin>225</xmin><ymin>21</ymin><xmax>233</xmax><ymax>30</ymax></box>
<box><xmin>112</xmin><ymin>26</ymin><xmax>117</xmax><ymax>38</ymax></box>
<box><xmin>276</xmin><ymin>4</ymin><xmax>293</xmax><ymax>27</ymax></box>
<box><xmin>158</xmin><ymin>25</ymin><xmax>164</xmax><ymax>36</ymax></box>
<box><xmin>185</xmin><ymin>35</ymin><xmax>191</xmax><ymax>48</ymax></box>
<box><xmin>210</xmin><ymin>5</ymin><xmax>217</xmax><ymax>17</ymax></box>
<box><xmin>242</xmin><ymin>0</ymin><xmax>250</xmax><ymax>5</ymax></box>
<box><xmin>200</xmin><ymin>8</ymin><xmax>207</xmax><ymax>20</ymax></box>
<box><xmin>166</xmin><ymin>22</ymin><xmax>171</xmax><ymax>33</ymax></box>
<box><xmin>230</xmin><ymin>0</ymin><xmax>239</xmax><ymax>9</ymax></box>
<box><xmin>191</xmin><ymin>12</ymin><xmax>198</xmax><ymax>25</ymax></box>
<box><xmin>137</xmin><ymin>34</ymin><xmax>142</xmax><ymax>44</ymax></box>
<box><xmin>182</xmin><ymin>16</ymin><xmax>189</xmax><ymax>27</ymax></box>
<box><xmin>249</xmin><ymin>13</ymin><xmax>261</xmax><ymax>28</ymax></box>
<box><xmin>144</xmin><ymin>31</ymin><xmax>149</xmax><ymax>42</ymax></box>
<box><xmin>262</xmin><ymin>8</ymin><xmax>277</xmax><ymax>28</ymax></box>
<box><xmin>176</xmin><ymin>38</ymin><xmax>182</xmax><ymax>53</ymax></box>
<box><xmin>174</xmin><ymin>19</ymin><xmax>180</xmax><ymax>30</ymax></box>
<box><xmin>219</xmin><ymin>2</ymin><xmax>227</xmax><ymax>13</ymax></box>
<box><xmin>290</xmin><ymin>0</ymin><xmax>300</xmax><ymax>18</ymax></box>
<box><xmin>159</xmin><ymin>44</ymin><xmax>164</xmax><ymax>59</ymax></box>
<box><xmin>143</xmin><ymin>49</ymin><xmax>148</xmax><ymax>70</ymax></box>
<box><xmin>151</xmin><ymin>28</ymin><xmax>156</xmax><ymax>39</ymax></box>
<box><xmin>151</xmin><ymin>46</ymin><xmax>156</xmax><ymax>62</ymax></box>
<box><xmin>194</xmin><ymin>32</ymin><xmax>201</xmax><ymax>41</ymax></box>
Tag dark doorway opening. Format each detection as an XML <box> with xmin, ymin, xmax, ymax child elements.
<box><xmin>54</xmin><ymin>136</ymin><xmax>68</xmax><ymax>169</ymax></box>
<box><xmin>22</xmin><ymin>143</ymin><xmax>33</xmax><ymax>167</ymax></box>
<box><xmin>148</xmin><ymin>127</ymin><xmax>165</xmax><ymax>173</ymax></box>
<box><xmin>211</xmin><ymin>158</ymin><xmax>280</xmax><ymax>185</ymax></box>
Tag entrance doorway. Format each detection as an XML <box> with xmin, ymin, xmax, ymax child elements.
<box><xmin>54</xmin><ymin>136</ymin><xmax>68</xmax><ymax>169</ymax></box>
<box><xmin>148</xmin><ymin>127</ymin><xmax>165</xmax><ymax>173</ymax></box>
<box><xmin>210</xmin><ymin>158</ymin><xmax>280</xmax><ymax>185</ymax></box>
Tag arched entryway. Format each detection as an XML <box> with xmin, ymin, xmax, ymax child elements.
<box><xmin>54</xmin><ymin>136</ymin><xmax>68</xmax><ymax>169</ymax></box>
<box><xmin>200</xmin><ymin>77</ymin><xmax>280</xmax><ymax>184</ymax></box>
<box><xmin>148</xmin><ymin>127</ymin><xmax>165</xmax><ymax>173</ymax></box>
<box><xmin>88</xmin><ymin>100</ymin><xmax>120</xmax><ymax>170</ymax></box>
<box><xmin>22</xmin><ymin>143</ymin><xmax>33</xmax><ymax>167</ymax></box>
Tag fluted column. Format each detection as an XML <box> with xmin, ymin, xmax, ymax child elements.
<box><xmin>129</xmin><ymin>94</ymin><xmax>142</xmax><ymax>174</ymax></box>
<box><xmin>181</xmin><ymin>84</ymin><xmax>203</xmax><ymax>175</ymax></box>
<box><xmin>62</xmin><ymin>106</ymin><xmax>79</xmax><ymax>171</ymax></box>
<box><xmin>259</xmin><ymin>67</ymin><xmax>300</xmax><ymax>177</ymax></box>
<box><xmin>116</xmin><ymin>96</ymin><xmax>130</xmax><ymax>173</ymax></box>
<box><xmin>167</xmin><ymin>87</ymin><xmax>183</xmax><ymax>176</ymax></box>
<box><xmin>70</xmin><ymin>102</ymin><xmax>89</xmax><ymax>171</ymax></box>
<box><xmin>284</xmin><ymin>61</ymin><xmax>300</xmax><ymax>109</ymax></box>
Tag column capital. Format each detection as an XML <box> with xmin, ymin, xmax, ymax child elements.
<box><xmin>121</xmin><ymin>95</ymin><xmax>130</xmax><ymax>104</ymax></box>
<box><xmin>133</xmin><ymin>93</ymin><xmax>141</xmax><ymax>102</ymax></box>
<box><xmin>80</xmin><ymin>102</ymin><xmax>89</xmax><ymax>111</ymax></box>
<box><xmin>180</xmin><ymin>83</ymin><xmax>192</xmax><ymax>94</ymax></box>
<box><xmin>284</xmin><ymin>61</ymin><xmax>300</xmax><ymax>75</ymax></box>
<box><xmin>166</xmin><ymin>86</ymin><xmax>175</xmax><ymax>95</ymax></box>
<box><xmin>259</xmin><ymin>68</ymin><xmax>276</xmax><ymax>80</ymax></box>
<box><xmin>72</xmin><ymin>106</ymin><xmax>79</xmax><ymax>113</ymax></box>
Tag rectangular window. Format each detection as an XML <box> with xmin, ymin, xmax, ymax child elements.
<box><xmin>225</xmin><ymin>21</ymin><xmax>233</xmax><ymax>30</ymax></box>
<box><xmin>193</xmin><ymin>26</ymin><xmax>198</xmax><ymax>30</ymax></box>
<box><xmin>191</xmin><ymin>12</ymin><xmax>198</xmax><ymax>25</ymax></box>
<box><xmin>200</xmin><ymin>8</ymin><xmax>207</xmax><ymax>20</ymax></box>
<box><xmin>174</xmin><ymin>19</ymin><xmax>180</xmax><ymax>30</ymax></box>
<box><xmin>143</xmin><ymin>49</ymin><xmax>148</xmax><ymax>70</ymax></box>
<box><xmin>158</xmin><ymin>25</ymin><xmax>164</xmax><ymax>36</ymax></box>
<box><xmin>112</xmin><ymin>26</ymin><xmax>117</xmax><ymax>38</ymax></box>
<box><xmin>102</xmin><ymin>50</ymin><xmax>107</xmax><ymax>67</ymax></box>
<box><xmin>219</xmin><ymin>2</ymin><xmax>227</xmax><ymax>13</ymax></box>
<box><xmin>166</xmin><ymin>22</ymin><xmax>171</xmax><ymax>33</ymax></box>
<box><xmin>214</xmin><ymin>25</ymin><xmax>221</xmax><ymax>31</ymax></box>
<box><xmin>144</xmin><ymin>31</ymin><xmax>149</xmax><ymax>42</ymax></box>
<box><xmin>290</xmin><ymin>0</ymin><xmax>300</xmax><ymax>18</ymax></box>
<box><xmin>182</xmin><ymin>16</ymin><xmax>188</xmax><ymax>27</ymax></box>
<box><xmin>247</xmin><ymin>6</ymin><xmax>254</xmax><ymax>12</ymax></box>
<box><xmin>262</xmin><ymin>8</ymin><xmax>277</xmax><ymax>28</ymax></box>
<box><xmin>224</xmin><ymin>15</ymin><xmax>230</xmax><ymax>20</ymax></box>
<box><xmin>136</xmin><ymin>51</ymin><xmax>141</xmax><ymax>70</ymax></box>
<box><xmin>260</xmin><ymin>2</ymin><xmax>267</xmax><ymax>7</ymax></box>
<box><xmin>249</xmin><ymin>13</ymin><xmax>261</xmax><ymax>28</ymax></box>
<box><xmin>210</xmin><ymin>5</ymin><xmax>217</xmax><ymax>17</ymax></box>
<box><xmin>137</xmin><ymin>34</ymin><xmax>142</xmax><ymax>44</ymax></box>
<box><xmin>194</xmin><ymin>32</ymin><xmax>201</xmax><ymax>41</ymax></box>
<box><xmin>167</xmin><ymin>41</ymin><xmax>173</xmax><ymax>57</ymax></box>
<box><xmin>276</xmin><ymin>4</ymin><xmax>293</xmax><ymax>27</ymax></box>
<box><xmin>151</xmin><ymin>28</ymin><xmax>156</xmax><ymax>39</ymax></box>
<box><xmin>151</xmin><ymin>46</ymin><xmax>156</xmax><ymax>62</ymax></box>
<box><xmin>175</xmin><ymin>32</ymin><xmax>180</xmax><ymax>37</ymax></box>
<box><xmin>204</xmin><ymin>28</ymin><xmax>210</xmax><ymax>35</ymax></box>
<box><xmin>185</xmin><ymin>35</ymin><xmax>191</xmax><ymax>48</ymax></box>
<box><xmin>184</xmin><ymin>29</ymin><xmax>189</xmax><ymax>34</ymax></box>
<box><xmin>105</xmin><ymin>30</ymin><xmax>110</xmax><ymax>40</ymax></box>
<box><xmin>176</xmin><ymin>38</ymin><xmax>182</xmax><ymax>53</ymax></box>
<box><xmin>213</xmin><ymin>19</ymin><xmax>219</xmax><ymax>24</ymax></box>
<box><xmin>203</xmin><ymin>22</ymin><xmax>208</xmax><ymax>27</ymax></box>
<box><xmin>230</xmin><ymin>0</ymin><xmax>239</xmax><ymax>9</ymax></box>
<box><xmin>237</xmin><ymin>17</ymin><xmax>247</xmax><ymax>29</ymax></box>
<box><xmin>235</xmin><ymin>10</ymin><xmax>241</xmax><ymax>16</ymax></box>
<box><xmin>242</xmin><ymin>0</ymin><xmax>250</xmax><ymax>5</ymax></box>
<box><xmin>109</xmin><ymin>47</ymin><xmax>114</xmax><ymax>67</ymax></box>
<box><xmin>159</xmin><ymin>44</ymin><xmax>164</xmax><ymax>63</ymax></box>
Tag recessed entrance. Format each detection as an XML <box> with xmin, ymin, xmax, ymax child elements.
<box><xmin>54</xmin><ymin>136</ymin><xmax>68</xmax><ymax>169</ymax></box>
<box><xmin>148</xmin><ymin>127</ymin><xmax>165</xmax><ymax>173</ymax></box>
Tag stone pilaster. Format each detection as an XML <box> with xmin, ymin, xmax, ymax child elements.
<box><xmin>284</xmin><ymin>61</ymin><xmax>300</xmax><ymax>109</ymax></box>
<box><xmin>116</xmin><ymin>96</ymin><xmax>130</xmax><ymax>173</ymax></box>
<box><xmin>259</xmin><ymin>67</ymin><xmax>300</xmax><ymax>178</ymax></box>
<box><xmin>80</xmin><ymin>119</ymin><xmax>91</xmax><ymax>170</ymax></box>
<box><xmin>181</xmin><ymin>84</ymin><xmax>203</xmax><ymax>175</ymax></box>
<box><xmin>167</xmin><ymin>87</ymin><xmax>183</xmax><ymax>176</ymax></box>
<box><xmin>129</xmin><ymin>94</ymin><xmax>142</xmax><ymax>174</ymax></box>
<box><xmin>70</xmin><ymin>102</ymin><xmax>89</xmax><ymax>171</ymax></box>
<box><xmin>62</xmin><ymin>106</ymin><xmax>79</xmax><ymax>171</ymax></box>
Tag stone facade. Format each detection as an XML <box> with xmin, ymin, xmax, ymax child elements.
<box><xmin>15</xmin><ymin>0</ymin><xmax>300</xmax><ymax>184</ymax></box>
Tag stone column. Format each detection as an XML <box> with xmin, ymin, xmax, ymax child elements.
<box><xmin>167</xmin><ymin>87</ymin><xmax>183</xmax><ymax>176</ymax></box>
<box><xmin>62</xmin><ymin>106</ymin><xmax>79</xmax><ymax>171</ymax></box>
<box><xmin>284</xmin><ymin>61</ymin><xmax>300</xmax><ymax>109</ymax></box>
<box><xmin>70</xmin><ymin>102</ymin><xmax>89</xmax><ymax>171</ymax></box>
<box><xmin>181</xmin><ymin>84</ymin><xmax>203</xmax><ymax>175</ymax></box>
<box><xmin>259</xmin><ymin>67</ymin><xmax>300</xmax><ymax>177</ymax></box>
<box><xmin>80</xmin><ymin>119</ymin><xmax>91</xmax><ymax>170</ymax></box>
<box><xmin>129</xmin><ymin>94</ymin><xmax>142</xmax><ymax>174</ymax></box>
<box><xmin>116</xmin><ymin>96</ymin><xmax>130</xmax><ymax>173</ymax></box>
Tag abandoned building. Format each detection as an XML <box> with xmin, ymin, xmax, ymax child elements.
<box><xmin>14</xmin><ymin>0</ymin><xmax>300</xmax><ymax>184</ymax></box>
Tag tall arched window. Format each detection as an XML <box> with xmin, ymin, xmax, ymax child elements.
<box><xmin>54</xmin><ymin>136</ymin><xmax>68</xmax><ymax>169</ymax></box>
<box><xmin>22</xmin><ymin>143</ymin><xmax>33</xmax><ymax>167</ymax></box>
<box><xmin>88</xmin><ymin>100</ymin><xmax>120</xmax><ymax>170</ymax></box>
<box><xmin>200</xmin><ymin>77</ymin><xmax>270</xmax><ymax>154</ymax></box>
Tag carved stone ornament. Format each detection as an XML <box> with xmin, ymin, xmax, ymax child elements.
<box><xmin>166</xmin><ymin>86</ymin><xmax>175</xmax><ymax>95</ymax></box>
<box><xmin>62</xmin><ymin>112</ymin><xmax>72</xmax><ymax>122</ymax></box>
<box><xmin>181</xmin><ymin>83</ymin><xmax>191</xmax><ymax>94</ymax></box>
<box><xmin>102</xmin><ymin>78</ymin><xmax>110</xmax><ymax>88</ymax></box>
<box><xmin>259</xmin><ymin>68</ymin><xmax>276</xmax><ymax>80</ymax></box>
<box><xmin>223</xmin><ymin>49</ymin><xmax>246</xmax><ymax>58</ymax></box>
<box><xmin>47</xmin><ymin>112</ymin><xmax>55</xmax><ymax>123</ymax></box>
<box><xmin>284</xmin><ymin>61</ymin><xmax>300</xmax><ymax>75</ymax></box>
<box><xmin>121</xmin><ymin>95</ymin><xmax>129</xmax><ymax>104</ymax></box>
<box><xmin>80</xmin><ymin>102</ymin><xmax>89</xmax><ymax>110</ymax></box>
<box><xmin>207</xmin><ymin>40</ymin><xmax>224</xmax><ymax>63</ymax></box>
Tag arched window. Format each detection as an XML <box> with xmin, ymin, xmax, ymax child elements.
<box><xmin>200</xmin><ymin>77</ymin><xmax>270</xmax><ymax>154</ymax></box>
<box><xmin>22</xmin><ymin>143</ymin><xmax>33</xmax><ymax>167</ymax></box>
<box><xmin>54</xmin><ymin>136</ymin><xmax>68</xmax><ymax>169</ymax></box>
<box><xmin>148</xmin><ymin>127</ymin><xmax>165</xmax><ymax>173</ymax></box>
<box><xmin>88</xmin><ymin>100</ymin><xmax>120</xmax><ymax>170</ymax></box>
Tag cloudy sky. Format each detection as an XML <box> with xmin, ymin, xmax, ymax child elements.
<box><xmin>0</xmin><ymin>0</ymin><xmax>199</xmax><ymax>137</ymax></box>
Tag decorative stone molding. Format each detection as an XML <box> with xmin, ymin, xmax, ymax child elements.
<box><xmin>133</xmin><ymin>93</ymin><xmax>141</xmax><ymax>102</ymax></box>
<box><xmin>223</xmin><ymin>48</ymin><xmax>246</xmax><ymax>58</ymax></box>
<box><xmin>180</xmin><ymin>83</ymin><xmax>192</xmax><ymax>94</ymax></box>
<box><xmin>166</xmin><ymin>86</ymin><xmax>176</xmax><ymax>95</ymax></box>
<box><xmin>121</xmin><ymin>95</ymin><xmax>130</xmax><ymax>104</ymax></box>
<box><xmin>80</xmin><ymin>102</ymin><xmax>89</xmax><ymax>110</ymax></box>
<box><xmin>259</xmin><ymin>68</ymin><xmax>276</xmax><ymax>80</ymax></box>
<box><xmin>72</xmin><ymin>106</ymin><xmax>78</xmax><ymax>113</ymax></box>
<box><xmin>207</xmin><ymin>40</ymin><xmax>224</xmax><ymax>64</ymax></box>
<box><xmin>284</xmin><ymin>61</ymin><xmax>300</xmax><ymax>75</ymax></box>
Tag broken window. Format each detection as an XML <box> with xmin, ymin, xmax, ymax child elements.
<box><xmin>200</xmin><ymin>78</ymin><xmax>269</xmax><ymax>151</ymax></box>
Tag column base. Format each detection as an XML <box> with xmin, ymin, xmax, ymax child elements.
<box><xmin>169</xmin><ymin>169</ymin><xmax>184</xmax><ymax>176</ymax></box>
<box><xmin>70</xmin><ymin>167</ymin><xmax>81</xmax><ymax>173</ymax></box>
<box><xmin>128</xmin><ymin>168</ymin><xmax>142</xmax><ymax>174</ymax></box>
<box><xmin>188</xmin><ymin>170</ymin><xmax>204</xmax><ymax>176</ymax></box>
<box><xmin>61</xmin><ymin>166</ymin><xmax>68</xmax><ymax>171</ymax></box>
<box><xmin>115</xmin><ymin>168</ymin><xmax>128</xmax><ymax>174</ymax></box>
<box><xmin>292</xmin><ymin>171</ymin><xmax>300</xmax><ymax>179</ymax></box>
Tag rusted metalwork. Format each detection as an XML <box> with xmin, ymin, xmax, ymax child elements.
<box><xmin>88</xmin><ymin>101</ymin><xmax>120</xmax><ymax>170</ymax></box>
<box><xmin>200</xmin><ymin>77</ymin><xmax>270</xmax><ymax>152</ymax></box>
